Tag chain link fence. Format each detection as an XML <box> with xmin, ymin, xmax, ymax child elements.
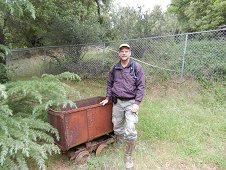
<box><xmin>6</xmin><ymin>29</ymin><xmax>226</xmax><ymax>82</ymax></box>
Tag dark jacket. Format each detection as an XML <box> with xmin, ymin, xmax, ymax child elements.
<box><xmin>106</xmin><ymin>59</ymin><xmax>145</xmax><ymax>105</ymax></box>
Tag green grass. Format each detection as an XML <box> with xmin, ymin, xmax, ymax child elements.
<box><xmin>46</xmin><ymin>78</ymin><xmax>225</xmax><ymax>169</ymax></box>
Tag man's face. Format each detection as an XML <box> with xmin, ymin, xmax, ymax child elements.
<box><xmin>119</xmin><ymin>47</ymin><xmax>131</xmax><ymax>61</ymax></box>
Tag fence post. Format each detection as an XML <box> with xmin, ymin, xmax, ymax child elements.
<box><xmin>43</xmin><ymin>47</ymin><xmax>48</xmax><ymax>74</ymax></box>
<box><xmin>180</xmin><ymin>34</ymin><xmax>188</xmax><ymax>79</ymax></box>
<box><xmin>102</xmin><ymin>42</ymin><xmax>105</xmax><ymax>65</ymax></box>
<box><xmin>102</xmin><ymin>42</ymin><xmax>106</xmax><ymax>78</ymax></box>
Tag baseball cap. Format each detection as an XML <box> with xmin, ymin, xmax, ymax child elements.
<box><xmin>119</xmin><ymin>43</ymin><xmax>130</xmax><ymax>50</ymax></box>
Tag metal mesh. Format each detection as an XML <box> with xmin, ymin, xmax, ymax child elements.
<box><xmin>6</xmin><ymin>29</ymin><xmax>226</xmax><ymax>82</ymax></box>
<box><xmin>184</xmin><ymin>30</ymin><xmax>226</xmax><ymax>80</ymax></box>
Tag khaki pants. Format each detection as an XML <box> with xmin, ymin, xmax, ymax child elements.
<box><xmin>112</xmin><ymin>99</ymin><xmax>138</xmax><ymax>140</ymax></box>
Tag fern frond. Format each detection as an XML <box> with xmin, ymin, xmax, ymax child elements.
<box><xmin>0</xmin><ymin>145</ymin><xmax>8</xmax><ymax>165</ymax></box>
<box><xmin>0</xmin><ymin>117</ymin><xmax>9</xmax><ymax>135</ymax></box>
<box><xmin>29</xmin><ymin>146</ymin><xmax>47</xmax><ymax>170</ymax></box>
<box><xmin>0</xmin><ymin>156</ymin><xmax>16</xmax><ymax>170</ymax></box>
<box><xmin>41</xmin><ymin>143</ymin><xmax>60</xmax><ymax>155</ymax></box>
<box><xmin>62</xmin><ymin>100</ymin><xmax>77</xmax><ymax>109</ymax></box>
<box><xmin>25</xmin><ymin>118</ymin><xmax>60</xmax><ymax>141</ymax></box>
<box><xmin>0</xmin><ymin>116</ymin><xmax>60</xmax><ymax>169</ymax></box>
<box><xmin>27</xmin><ymin>127</ymin><xmax>55</xmax><ymax>143</ymax></box>
<box><xmin>16</xmin><ymin>153</ymin><xmax>29</xmax><ymax>170</ymax></box>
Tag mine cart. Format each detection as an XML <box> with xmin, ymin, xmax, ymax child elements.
<box><xmin>48</xmin><ymin>96</ymin><xmax>114</xmax><ymax>165</ymax></box>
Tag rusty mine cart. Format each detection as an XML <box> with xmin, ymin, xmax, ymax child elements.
<box><xmin>48</xmin><ymin>96</ymin><xmax>114</xmax><ymax>165</ymax></box>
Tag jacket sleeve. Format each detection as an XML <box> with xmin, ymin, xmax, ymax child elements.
<box><xmin>106</xmin><ymin>66</ymin><xmax>114</xmax><ymax>100</ymax></box>
<box><xmin>135</xmin><ymin>64</ymin><xmax>145</xmax><ymax>105</ymax></box>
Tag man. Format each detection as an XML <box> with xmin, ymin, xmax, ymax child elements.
<box><xmin>100</xmin><ymin>43</ymin><xmax>145</xmax><ymax>169</ymax></box>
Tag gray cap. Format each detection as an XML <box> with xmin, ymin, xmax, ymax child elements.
<box><xmin>119</xmin><ymin>43</ymin><xmax>130</xmax><ymax>49</ymax></box>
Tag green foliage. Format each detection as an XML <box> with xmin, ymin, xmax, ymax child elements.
<box><xmin>169</xmin><ymin>0</ymin><xmax>226</xmax><ymax>31</ymax></box>
<box><xmin>109</xmin><ymin>6</ymin><xmax>142</xmax><ymax>39</ymax></box>
<box><xmin>109</xmin><ymin>5</ymin><xmax>179</xmax><ymax>39</ymax></box>
<box><xmin>0</xmin><ymin>72</ymin><xmax>81</xmax><ymax>169</ymax></box>
<box><xmin>0</xmin><ymin>0</ymin><xmax>35</xmax><ymax>19</ymax></box>
<box><xmin>2</xmin><ymin>0</ymin><xmax>111</xmax><ymax>48</ymax></box>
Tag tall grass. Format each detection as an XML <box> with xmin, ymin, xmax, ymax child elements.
<box><xmin>138</xmin><ymin>80</ymin><xmax>226</xmax><ymax>168</ymax></box>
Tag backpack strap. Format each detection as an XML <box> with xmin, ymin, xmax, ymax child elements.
<box><xmin>112</xmin><ymin>61</ymin><xmax>138</xmax><ymax>81</ymax></box>
<box><xmin>112</xmin><ymin>64</ymin><xmax>116</xmax><ymax>82</ymax></box>
<box><xmin>130</xmin><ymin>61</ymin><xmax>138</xmax><ymax>81</ymax></box>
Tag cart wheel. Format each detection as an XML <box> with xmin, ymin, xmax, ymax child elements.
<box><xmin>75</xmin><ymin>150</ymin><xmax>90</xmax><ymax>165</ymax></box>
<box><xmin>96</xmin><ymin>143</ymin><xmax>107</xmax><ymax>156</ymax></box>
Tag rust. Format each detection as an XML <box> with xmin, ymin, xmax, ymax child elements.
<box><xmin>48</xmin><ymin>96</ymin><xmax>113</xmax><ymax>152</ymax></box>
<box><xmin>75</xmin><ymin>150</ymin><xmax>90</xmax><ymax>165</ymax></box>
<box><xmin>96</xmin><ymin>143</ymin><xmax>107</xmax><ymax>155</ymax></box>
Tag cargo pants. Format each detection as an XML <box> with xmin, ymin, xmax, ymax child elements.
<box><xmin>112</xmin><ymin>99</ymin><xmax>138</xmax><ymax>141</ymax></box>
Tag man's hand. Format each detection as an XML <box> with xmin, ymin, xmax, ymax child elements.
<box><xmin>131</xmin><ymin>103</ymin><xmax>139</xmax><ymax>113</ymax></box>
<box><xmin>100</xmin><ymin>99</ymin><xmax>109</xmax><ymax>106</ymax></box>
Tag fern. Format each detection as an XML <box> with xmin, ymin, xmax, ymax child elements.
<box><xmin>0</xmin><ymin>73</ymin><xmax>81</xmax><ymax>169</ymax></box>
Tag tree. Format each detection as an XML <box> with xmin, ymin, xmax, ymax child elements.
<box><xmin>1</xmin><ymin>0</ymin><xmax>112</xmax><ymax>80</ymax></box>
<box><xmin>169</xmin><ymin>0</ymin><xmax>226</xmax><ymax>32</ymax></box>
<box><xmin>109</xmin><ymin>5</ymin><xmax>179</xmax><ymax>39</ymax></box>
<box><xmin>0</xmin><ymin>0</ymin><xmax>35</xmax><ymax>45</ymax></box>
<box><xmin>0</xmin><ymin>0</ymin><xmax>35</xmax><ymax>83</ymax></box>
<box><xmin>142</xmin><ymin>5</ymin><xmax>165</xmax><ymax>36</ymax></box>
<box><xmin>2</xmin><ymin>0</ymin><xmax>112</xmax><ymax>48</ymax></box>
<box><xmin>0</xmin><ymin>1</ymin><xmax>83</xmax><ymax>169</ymax></box>
<box><xmin>0</xmin><ymin>72</ymin><xmax>81</xmax><ymax>169</ymax></box>
<box><xmin>109</xmin><ymin>6</ymin><xmax>145</xmax><ymax>39</ymax></box>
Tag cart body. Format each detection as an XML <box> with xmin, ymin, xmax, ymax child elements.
<box><xmin>48</xmin><ymin>96</ymin><xmax>113</xmax><ymax>152</ymax></box>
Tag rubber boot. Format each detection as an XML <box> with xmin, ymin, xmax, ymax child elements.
<box><xmin>125</xmin><ymin>140</ymin><xmax>135</xmax><ymax>169</ymax></box>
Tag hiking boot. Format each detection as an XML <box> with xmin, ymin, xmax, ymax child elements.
<box><xmin>124</xmin><ymin>140</ymin><xmax>135</xmax><ymax>169</ymax></box>
<box><xmin>125</xmin><ymin>155</ymin><xmax>133</xmax><ymax>169</ymax></box>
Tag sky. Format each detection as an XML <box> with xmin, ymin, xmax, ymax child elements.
<box><xmin>114</xmin><ymin>0</ymin><xmax>171</xmax><ymax>12</ymax></box>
